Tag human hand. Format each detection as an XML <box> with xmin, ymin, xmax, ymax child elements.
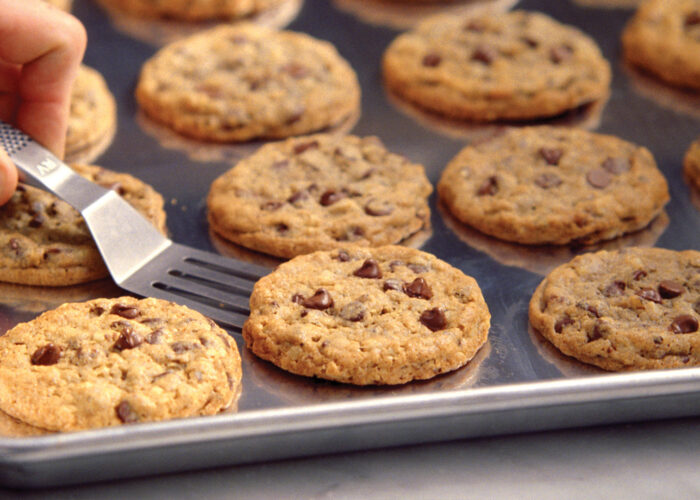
<box><xmin>0</xmin><ymin>0</ymin><xmax>86</xmax><ymax>205</ymax></box>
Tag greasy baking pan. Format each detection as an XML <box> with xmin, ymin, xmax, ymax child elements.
<box><xmin>1</xmin><ymin>0</ymin><xmax>699</xmax><ymax>488</ymax></box>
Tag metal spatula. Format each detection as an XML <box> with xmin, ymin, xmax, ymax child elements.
<box><xmin>0</xmin><ymin>121</ymin><xmax>268</xmax><ymax>331</ymax></box>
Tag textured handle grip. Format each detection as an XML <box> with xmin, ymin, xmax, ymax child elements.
<box><xmin>0</xmin><ymin>121</ymin><xmax>33</xmax><ymax>155</ymax></box>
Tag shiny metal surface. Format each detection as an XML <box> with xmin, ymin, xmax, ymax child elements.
<box><xmin>0</xmin><ymin>0</ymin><xmax>699</xmax><ymax>488</ymax></box>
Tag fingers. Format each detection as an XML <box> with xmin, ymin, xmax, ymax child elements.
<box><xmin>0</xmin><ymin>0</ymin><xmax>86</xmax><ymax>157</ymax></box>
<box><xmin>0</xmin><ymin>147</ymin><xmax>18</xmax><ymax>206</ymax></box>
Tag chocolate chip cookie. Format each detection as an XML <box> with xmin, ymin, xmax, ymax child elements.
<box><xmin>97</xmin><ymin>0</ymin><xmax>287</xmax><ymax>21</ymax></box>
<box><xmin>529</xmin><ymin>247</ymin><xmax>700</xmax><ymax>371</ymax></box>
<box><xmin>685</xmin><ymin>137</ymin><xmax>700</xmax><ymax>192</ymax></box>
<box><xmin>382</xmin><ymin>10</ymin><xmax>611</xmax><ymax>121</ymax></box>
<box><xmin>0</xmin><ymin>164</ymin><xmax>167</xmax><ymax>286</ymax></box>
<box><xmin>207</xmin><ymin>134</ymin><xmax>432</xmax><ymax>258</ymax></box>
<box><xmin>136</xmin><ymin>24</ymin><xmax>361</xmax><ymax>142</ymax></box>
<box><xmin>437</xmin><ymin>126</ymin><xmax>669</xmax><ymax>245</ymax></box>
<box><xmin>243</xmin><ymin>246</ymin><xmax>490</xmax><ymax>385</ymax></box>
<box><xmin>622</xmin><ymin>0</ymin><xmax>700</xmax><ymax>91</ymax></box>
<box><xmin>65</xmin><ymin>65</ymin><xmax>117</xmax><ymax>163</ymax></box>
<box><xmin>0</xmin><ymin>296</ymin><xmax>242</xmax><ymax>431</ymax></box>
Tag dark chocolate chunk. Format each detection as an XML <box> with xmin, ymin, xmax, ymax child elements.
<box><xmin>320</xmin><ymin>190</ymin><xmax>345</xmax><ymax>206</ymax></box>
<box><xmin>603</xmin><ymin>281</ymin><xmax>626</xmax><ymax>297</ymax></box>
<box><xmin>293</xmin><ymin>140</ymin><xmax>319</xmax><ymax>155</ymax></box>
<box><xmin>422</xmin><ymin>53</ymin><xmax>442</xmax><ymax>67</ymax></box>
<box><xmin>601</xmin><ymin>157</ymin><xmax>630</xmax><ymax>175</ymax></box>
<box><xmin>587</xmin><ymin>322</ymin><xmax>604</xmax><ymax>342</ymax></box>
<box><xmin>353</xmin><ymin>259</ymin><xmax>382</xmax><ymax>279</ymax></box>
<box><xmin>302</xmin><ymin>289</ymin><xmax>334</xmax><ymax>310</ymax></box>
<box><xmin>29</xmin><ymin>213</ymin><xmax>44</xmax><ymax>228</ymax></box>
<box><xmin>539</xmin><ymin>147</ymin><xmax>563</xmax><ymax>165</ymax></box>
<box><xmin>110</xmin><ymin>304</ymin><xmax>140</xmax><ymax>319</ymax></box>
<box><xmin>586</xmin><ymin>168</ymin><xmax>612</xmax><ymax>189</ymax></box>
<box><xmin>658</xmin><ymin>280</ymin><xmax>684</xmax><ymax>299</ymax></box>
<box><xmin>146</xmin><ymin>328</ymin><xmax>163</xmax><ymax>345</ymax></box>
<box><xmin>275</xmin><ymin>223</ymin><xmax>289</xmax><ymax>233</ymax></box>
<box><xmin>403</xmin><ymin>277</ymin><xmax>433</xmax><ymax>299</ymax></box>
<box><xmin>521</xmin><ymin>35</ymin><xmax>539</xmax><ymax>48</ymax></box>
<box><xmin>383</xmin><ymin>279</ymin><xmax>402</xmax><ymax>291</ymax></box>
<box><xmin>389</xmin><ymin>260</ymin><xmax>404</xmax><ymax>272</ymax></box>
<box><xmin>550</xmin><ymin>44</ymin><xmax>573</xmax><ymax>63</ymax></box>
<box><xmin>636</xmin><ymin>288</ymin><xmax>662</xmax><ymax>304</ymax></box>
<box><xmin>291</xmin><ymin>293</ymin><xmax>305</xmax><ymax>304</ymax></box>
<box><xmin>116</xmin><ymin>400</ymin><xmax>138</xmax><ymax>423</ymax></box>
<box><xmin>339</xmin><ymin>302</ymin><xmax>366</xmax><ymax>322</ymax></box>
<box><xmin>31</xmin><ymin>343</ymin><xmax>61</xmax><ymax>366</ymax></box>
<box><xmin>670</xmin><ymin>315</ymin><xmax>698</xmax><ymax>334</ymax></box>
<box><xmin>685</xmin><ymin>11</ymin><xmax>700</xmax><ymax>26</ymax></box>
<box><xmin>477</xmin><ymin>176</ymin><xmax>498</xmax><ymax>196</ymax></box>
<box><xmin>89</xmin><ymin>305</ymin><xmax>106</xmax><ymax>316</ymax></box>
<box><xmin>472</xmin><ymin>44</ymin><xmax>497</xmax><ymax>64</ymax></box>
<box><xmin>335</xmin><ymin>250</ymin><xmax>351</xmax><ymax>262</ymax></box>
<box><xmin>114</xmin><ymin>330</ymin><xmax>144</xmax><ymax>351</ymax></box>
<box><xmin>534</xmin><ymin>173</ymin><xmax>563</xmax><ymax>189</ymax></box>
<box><xmin>364</xmin><ymin>199</ymin><xmax>394</xmax><ymax>216</ymax></box>
<box><xmin>420</xmin><ymin>308</ymin><xmax>447</xmax><ymax>332</ymax></box>
<box><xmin>171</xmin><ymin>342</ymin><xmax>198</xmax><ymax>354</ymax></box>
<box><xmin>554</xmin><ymin>316</ymin><xmax>574</xmax><ymax>333</ymax></box>
<box><xmin>287</xmin><ymin>190</ymin><xmax>307</xmax><ymax>204</ymax></box>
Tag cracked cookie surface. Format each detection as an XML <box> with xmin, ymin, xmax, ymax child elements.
<box><xmin>136</xmin><ymin>24</ymin><xmax>360</xmax><ymax>142</ymax></box>
<box><xmin>382</xmin><ymin>10</ymin><xmax>611</xmax><ymax>121</ymax></box>
<box><xmin>0</xmin><ymin>296</ymin><xmax>241</xmax><ymax>431</ymax></box>
<box><xmin>0</xmin><ymin>164</ymin><xmax>166</xmax><ymax>286</ymax></box>
<box><xmin>622</xmin><ymin>0</ymin><xmax>700</xmax><ymax>91</ymax></box>
<box><xmin>529</xmin><ymin>247</ymin><xmax>700</xmax><ymax>371</ymax></box>
<box><xmin>685</xmin><ymin>137</ymin><xmax>700</xmax><ymax>192</ymax></box>
<box><xmin>437</xmin><ymin>126</ymin><xmax>669</xmax><ymax>245</ymax></box>
<box><xmin>207</xmin><ymin>134</ymin><xmax>432</xmax><ymax>258</ymax></box>
<box><xmin>66</xmin><ymin>65</ymin><xmax>117</xmax><ymax>162</ymax></box>
<box><xmin>243</xmin><ymin>246</ymin><xmax>490</xmax><ymax>385</ymax></box>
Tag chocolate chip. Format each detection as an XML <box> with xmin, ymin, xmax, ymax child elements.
<box><xmin>282</xmin><ymin>62</ymin><xmax>309</xmax><ymax>78</ymax></box>
<box><xmin>601</xmin><ymin>157</ymin><xmax>630</xmax><ymax>175</ymax></box>
<box><xmin>535</xmin><ymin>173</ymin><xmax>563</xmax><ymax>189</ymax></box>
<box><xmin>110</xmin><ymin>304</ymin><xmax>140</xmax><ymax>319</ymax></box>
<box><xmin>8</xmin><ymin>238</ymin><xmax>21</xmax><ymax>255</ymax></box>
<box><xmin>685</xmin><ymin>11</ymin><xmax>700</xmax><ymax>26</ymax></box>
<box><xmin>302</xmin><ymin>289</ymin><xmax>334</xmax><ymax>310</ymax></box>
<box><xmin>633</xmin><ymin>270</ymin><xmax>647</xmax><ymax>281</ymax></box>
<box><xmin>472</xmin><ymin>44</ymin><xmax>497</xmax><ymax>64</ymax></box>
<box><xmin>587</xmin><ymin>322</ymin><xmax>604</xmax><ymax>342</ymax></box>
<box><xmin>353</xmin><ymin>259</ymin><xmax>382</xmax><ymax>279</ymax></box>
<box><xmin>146</xmin><ymin>329</ymin><xmax>163</xmax><ymax>344</ymax></box>
<box><xmin>339</xmin><ymin>301</ymin><xmax>366</xmax><ymax>322</ymax></box>
<box><xmin>261</xmin><ymin>201</ymin><xmax>283</xmax><ymax>211</ymax></box>
<box><xmin>422</xmin><ymin>53</ymin><xmax>442</xmax><ymax>67</ymax></box>
<box><xmin>586</xmin><ymin>168</ymin><xmax>612</xmax><ymax>189</ymax></box>
<box><xmin>287</xmin><ymin>190</ymin><xmax>307</xmax><ymax>204</ymax></box>
<box><xmin>275</xmin><ymin>223</ymin><xmax>289</xmax><ymax>233</ymax></box>
<box><xmin>31</xmin><ymin>343</ymin><xmax>61</xmax><ymax>365</ymax></box>
<box><xmin>550</xmin><ymin>44</ymin><xmax>573</xmax><ymax>63</ymax></box>
<box><xmin>336</xmin><ymin>250</ymin><xmax>350</xmax><ymax>262</ymax></box>
<box><xmin>521</xmin><ymin>35</ymin><xmax>539</xmax><ymax>48</ymax></box>
<box><xmin>653</xmin><ymin>336</ymin><xmax>663</xmax><ymax>345</ymax></box>
<box><xmin>403</xmin><ymin>277</ymin><xmax>433</xmax><ymax>299</ymax></box>
<box><xmin>464</xmin><ymin>19</ymin><xmax>486</xmax><ymax>32</ymax></box>
<box><xmin>407</xmin><ymin>263</ymin><xmax>429</xmax><ymax>274</ymax></box>
<box><xmin>420</xmin><ymin>308</ymin><xmax>447</xmax><ymax>331</ymax></box>
<box><xmin>29</xmin><ymin>213</ymin><xmax>44</xmax><ymax>228</ymax></box>
<box><xmin>116</xmin><ymin>401</ymin><xmax>138</xmax><ymax>423</ymax></box>
<box><xmin>199</xmin><ymin>336</ymin><xmax>213</xmax><ymax>347</ymax></box>
<box><xmin>637</xmin><ymin>288</ymin><xmax>662</xmax><ymax>303</ymax></box>
<box><xmin>285</xmin><ymin>108</ymin><xmax>305</xmax><ymax>125</ymax></box>
<box><xmin>291</xmin><ymin>293</ymin><xmax>305</xmax><ymax>304</ymax></box>
<box><xmin>389</xmin><ymin>260</ymin><xmax>404</xmax><ymax>272</ymax></box>
<box><xmin>670</xmin><ymin>315</ymin><xmax>698</xmax><ymax>334</ymax></box>
<box><xmin>364</xmin><ymin>199</ymin><xmax>394</xmax><ymax>216</ymax></box>
<box><xmin>477</xmin><ymin>176</ymin><xmax>498</xmax><ymax>196</ymax></box>
<box><xmin>90</xmin><ymin>305</ymin><xmax>106</xmax><ymax>316</ymax></box>
<box><xmin>114</xmin><ymin>330</ymin><xmax>144</xmax><ymax>351</ymax></box>
<box><xmin>539</xmin><ymin>147</ymin><xmax>563</xmax><ymax>165</ymax></box>
<box><xmin>554</xmin><ymin>316</ymin><xmax>574</xmax><ymax>333</ymax></box>
<box><xmin>293</xmin><ymin>141</ymin><xmax>319</xmax><ymax>155</ymax></box>
<box><xmin>383</xmin><ymin>279</ymin><xmax>402</xmax><ymax>291</ymax></box>
<box><xmin>658</xmin><ymin>280</ymin><xmax>684</xmax><ymax>299</ymax></box>
<box><xmin>320</xmin><ymin>190</ymin><xmax>345</xmax><ymax>206</ymax></box>
<box><xmin>603</xmin><ymin>281</ymin><xmax>626</xmax><ymax>297</ymax></box>
<box><xmin>171</xmin><ymin>342</ymin><xmax>198</xmax><ymax>354</ymax></box>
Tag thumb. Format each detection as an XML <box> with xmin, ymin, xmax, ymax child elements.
<box><xmin>0</xmin><ymin>147</ymin><xmax>18</xmax><ymax>206</ymax></box>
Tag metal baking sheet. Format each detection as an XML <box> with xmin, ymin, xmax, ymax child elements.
<box><xmin>1</xmin><ymin>0</ymin><xmax>700</xmax><ymax>488</ymax></box>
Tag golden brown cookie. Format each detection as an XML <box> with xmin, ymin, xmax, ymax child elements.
<box><xmin>97</xmin><ymin>0</ymin><xmax>287</xmax><ymax>21</ymax></box>
<box><xmin>65</xmin><ymin>65</ymin><xmax>117</xmax><ymax>163</ymax></box>
<box><xmin>207</xmin><ymin>134</ymin><xmax>432</xmax><ymax>258</ymax></box>
<box><xmin>622</xmin><ymin>0</ymin><xmax>700</xmax><ymax>91</ymax></box>
<box><xmin>0</xmin><ymin>164</ymin><xmax>166</xmax><ymax>286</ymax></box>
<box><xmin>437</xmin><ymin>126</ymin><xmax>669</xmax><ymax>245</ymax></box>
<box><xmin>243</xmin><ymin>246</ymin><xmax>490</xmax><ymax>385</ymax></box>
<box><xmin>382</xmin><ymin>10</ymin><xmax>611</xmax><ymax>121</ymax></box>
<box><xmin>529</xmin><ymin>247</ymin><xmax>700</xmax><ymax>371</ymax></box>
<box><xmin>136</xmin><ymin>24</ymin><xmax>361</xmax><ymax>142</ymax></box>
<box><xmin>43</xmin><ymin>0</ymin><xmax>72</xmax><ymax>10</ymax></box>
<box><xmin>0</xmin><ymin>296</ymin><xmax>242</xmax><ymax>431</ymax></box>
<box><xmin>684</xmin><ymin>137</ymin><xmax>700</xmax><ymax>192</ymax></box>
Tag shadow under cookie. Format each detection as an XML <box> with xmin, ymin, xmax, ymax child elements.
<box><xmin>623</xmin><ymin>62</ymin><xmax>700</xmax><ymax>120</ymax></box>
